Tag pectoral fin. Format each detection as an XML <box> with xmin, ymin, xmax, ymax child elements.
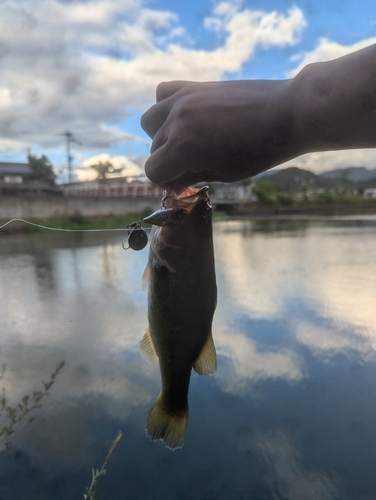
<box><xmin>140</xmin><ymin>329</ymin><xmax>158</xmax><ymax>364</ymax></box>
<box><xmin>193</xmin><ymin>332</ymin><xmax>217</xmax><ymax>376</ymax></box>
<box><xmin>142</xmin><ymin>264</ymin><xmax>149</xmax><ymax>291</ymax></box>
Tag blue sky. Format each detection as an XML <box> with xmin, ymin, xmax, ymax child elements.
<box><xmin>0</xmin><ymin>0</ymin><xmax>375</xmax><ymax>181</ymax></box>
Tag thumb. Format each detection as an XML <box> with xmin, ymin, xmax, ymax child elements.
<box><xmin>156</xmin><ymin>81</ymin><xmax>194</xmax><ymax>102</ymax></box>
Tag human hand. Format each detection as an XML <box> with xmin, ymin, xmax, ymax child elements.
<box><xmin>141</xmin><ymin>79</ymin><xmax>301</xmax><ymax>190</ymax></box>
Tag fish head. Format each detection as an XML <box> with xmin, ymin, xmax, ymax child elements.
<box><xmin>143</xmin><ymin>186</ymin><xmax>211</xmax><ymax>229</ymax></box>
<box><xmin>143</xmin><ymin>186</ymin><xmax>213</xmax><ymax>271</ymax></box>
<box><xmin>165</xmin><ymin>186</ymin><xmax>212</xmax><ymax>228</ymax></box>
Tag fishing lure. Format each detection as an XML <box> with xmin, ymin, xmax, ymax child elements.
<box><xmin>122</xmin><ymin>222</ymin><xmax>149</xmax><ymax>251</ymax></box>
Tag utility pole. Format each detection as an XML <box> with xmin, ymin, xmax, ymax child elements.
<box><xmin>61</xmin><ymin>130</ymin><xmax>80</xmax><ymax>185</ymax></box>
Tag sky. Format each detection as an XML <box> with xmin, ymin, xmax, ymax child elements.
<box><xmin>0</xmin><ymin>0</ymin><xmax>375</xmax><ymax>182</ymax></box>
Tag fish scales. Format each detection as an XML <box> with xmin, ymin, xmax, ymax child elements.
<box><xmin>141</xmin><ymin>186</ymin><xmax>217</xmax><ymax>449</ymax></box>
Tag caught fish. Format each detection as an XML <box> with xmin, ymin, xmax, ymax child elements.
<box><xmin>140</xmin><ymin>186</ymin><xmax>217</xmax><ymax>449</ymax></box>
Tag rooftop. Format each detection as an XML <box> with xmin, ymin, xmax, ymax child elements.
<box><xmin>0</xmin><ymin>162</ymin><xmax>32</xmax><ymax>175</ymax></box>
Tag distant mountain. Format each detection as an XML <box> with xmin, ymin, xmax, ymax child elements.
<box><xmin>254</xmin><ymin>167</ymin><xmax>353</xmax><ymax>192</ymax></box>
<box><xmin>319</xmin><ymin>167</ymin><xmax>376</xmax><ymax>182</ymax></box>
<box><xmin>254</xmin><ymin>166</ymin><xmax>376</xmax><ymax>191</ymax></box>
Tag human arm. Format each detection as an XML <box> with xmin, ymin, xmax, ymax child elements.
<box><xmin>141</xmin><ymin>44</ymin><xmax>376</xmax><ymax>190</ymax></box>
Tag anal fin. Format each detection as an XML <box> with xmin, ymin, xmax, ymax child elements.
<box><xmin>193</xmin><ymin>332</ymin><xmax>217</xmax><ymax>376</ymax></box>
<box><xmin>140</xmin><ymin>329</ymin><xmax>158</xmax><ymax>364</ymax></box>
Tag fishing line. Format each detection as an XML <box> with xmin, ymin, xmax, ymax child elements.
<box><xmin>0</xmin><ymin>218</ymin><xmax>153</xmax><ymax>233</ymax></box>
<box><xmin>0</xmin><ymin>218</ymin><xmax>152</xmax><ymax>250</ymax></box>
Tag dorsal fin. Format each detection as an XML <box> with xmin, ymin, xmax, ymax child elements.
<box><xmin>193</xmin><ymin>332</ymin><xmax>216</xmax><ymax>375</ymax></box>
<box><xmin>142</xmin><ymin>264</ymin><xmax>149</xmax><ymax>291</ymax></box>
<box><xmin>140</xmin><ymin>329</ymin><xmax>158</xmax><ymax>364</ymax></box>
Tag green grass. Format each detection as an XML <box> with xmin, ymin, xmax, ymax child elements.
<box><xmin>0</xmin><ymin>360</ymin><xmax>65</xmax><ymax>450</ymax></box>
<box><xmin>83</xmin><ymin>431</ymin><xmax>122</xmax><ymax>500</ymax></box>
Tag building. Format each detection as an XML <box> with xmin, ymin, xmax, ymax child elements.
<box><xmin>63</xmin><ymin>178</ymin><xmax>164</xmax><ymax>198</ymax></box>
<box><xmin>0</xmin><ymin>161</ymin><xmax>32</xmax><ymax>185</ymax></box>
<box><xmin>0</xmin><ymin>161</ymin><xmax>60</xmax><ymax>195</ymax></box>
<box><xmin>364</xmin><ymin>188</ymin><xmax>376</xmax><ymax>198</ymax></box>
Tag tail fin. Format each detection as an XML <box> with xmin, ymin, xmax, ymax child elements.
<box><xmin>146</xmin><ymin>395</ymin><xmax>188</xmax><ymax>450</ymax></box>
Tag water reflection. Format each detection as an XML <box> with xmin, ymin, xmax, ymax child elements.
<box><xmin>0</xmin><ymin>361</ymin><xmax>65</xmax><ymax>450</ymax></box>
<box><xmin>256</xmin><ymin>430</ymin><xmax>341</xmax><ymax>500</ymax></box>
<box><xmin>0</xmin><ymin>218</ymin><xmax>376</xmax><ymax>498</ymax></box>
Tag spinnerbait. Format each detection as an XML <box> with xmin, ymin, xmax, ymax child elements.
<box><xmin>122</xmin><ymin>222</ymin><xmax>148</xmax><ymax>251</ymax></box>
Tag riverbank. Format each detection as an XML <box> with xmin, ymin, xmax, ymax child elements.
<box><xmin>0</xmin><ymin>194</ymin><xmax>161</xmax><ymax>222</ymax></box>
<box><xmin>231</xmin><ymin>199</ymin><xmax>376</xmax><ymax>217</ymax></box>
<box><xmin>2</xmin><ymin>199</ymin><xmax>376</xmax><ymax>234</ymax></box>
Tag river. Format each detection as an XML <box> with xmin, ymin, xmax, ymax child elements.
<box><xmin>1</xmin><ymin>215</ymin><xmax>376</xmax><ymax>499</ymax></box>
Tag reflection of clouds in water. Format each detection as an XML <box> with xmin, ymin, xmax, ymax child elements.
<box><xmin>215</xmin><ymin>220</ymin><xmax>376</xmax><ymax>367</ymax></box>
<box><xmin>214</xmin><ymin>222</ymin><xmax>287</xmax><ymax>319</ymax></box>
<box><xmin>301</xmin><ymin>228</ymin><xmax>376</xmax><ymax>337</ymax></box>
<box><xmin>214</xmin><ymin>323</ymin><xmax>305</xmax><ymax>393</ymax></box>
<box><xmin>53</xmin><ymin>240</ymin><xmax>148</xmax><ymax>304</ymax></box>
<box><xmin>0</xmin><ymin>255</ymin><xmax>46</xmax><ymax>334</ymax></box>
<box><xmin>215</xmin><ymin>221</ymin><xmax>376</xmax><ymax>329</ymax></box>
<box><xmin>1</xmin><ymin>222</ymin><xmax>376</xmax><ymax>497</ymax></box>
<box><xmin>256</xmin><ymin>430</ymin><xmax>342</xmax><ymax>500</ymax></box>
<box><xmin>0</xmin><ymin>319</ymin><xmax>156</xmax><ymax>415</ymax></box>
<box><xmin>3</xmin><ymin>345</ymin><xmax>157</xmax><ymax>471</ymax></box>
<box><xmin>294</xmin><ymin>320</ymin><xmax>376</xmax><ymax>361</ymax></box>
<box><xmin>0</xmin><ymin>235</ymin><xmax>154</xmax><ymax>471</ymax></box>
<box><xmin>213</xmin><ymin>222</ymin><xmax>307</xmax><ymax>389</ymax></box>
<box><xmin>0</xmin><ymin>236</ymin><xmax>149</xmax><ymax>348</ymax></box>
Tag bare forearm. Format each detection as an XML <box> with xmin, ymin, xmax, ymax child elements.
<box><xmin>293</xmin><ymin>44</ymin><xmax>376</xmax><ymax>154</ymax></box>
<box><xmin>141</xmin><ymin>44</ymin><xmax>376</xmax><ymax>188</ymax></box>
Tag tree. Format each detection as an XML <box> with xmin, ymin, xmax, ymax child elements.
<box><xmin>28</xmin><ymin>153</ymin><xmax>55</xmax><ymax>185</ymax></box>
<box><xmin>90</xmin><ymin>160</ymin><xmax>114</xmax><ymax>181</ymax></box>
<box><xmin>252</xmin><ymin>180</ymin><xmax>280</xmax><ymax>205</ymax></box>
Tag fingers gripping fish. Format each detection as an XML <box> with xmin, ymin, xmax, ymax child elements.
<box><xmin>140</xmin><ymin>186</ymin><xmax>217</xmax><ymax>449</ymax></box>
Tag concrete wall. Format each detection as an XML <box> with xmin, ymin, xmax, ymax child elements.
<box><xmin>0</xmin><ymin>195</ymin><xmax>161</xmax><ymax>220</ymax></box>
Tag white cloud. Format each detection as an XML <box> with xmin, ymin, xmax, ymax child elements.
<box><xmin>279</xmin><ymin>149</ymin><xmax>376</xmax><ymax>174</ymax></box>
<box><xmin>288</xmin><ymin>36</ymin><xmax>376</xmax><ymax>76</ymax></box>
<box><xmin>0</xmin><ymin>0</ymin><xmax>306</xmax><ymax>157</ymax></box>
<box><xmin>78</xmin><ymin>153</ymin><xmax>143</xmax><ymax>181</ymax></box>
<box><xmin>204</xmin><ymin>5</ymin><xmax>306</xmax><ymax>67</ymax></box>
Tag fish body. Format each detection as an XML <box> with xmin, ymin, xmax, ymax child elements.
<box><xmin>141</xmin><ymin>186</ymin><xmax>217</xmax><ymax>449</ymax></box>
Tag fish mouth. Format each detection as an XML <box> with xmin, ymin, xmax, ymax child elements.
<box><xmin>163</xmin><ymin>186</ymin><xmax>210</xmax><ymax>210</ymax></box>
<box><xmin>142</xmin><ymin>186</ymin><xmax>211</xmax><ymax>227</ymax></box>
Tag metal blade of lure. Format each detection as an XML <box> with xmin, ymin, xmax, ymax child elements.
<box><xmin>122</xmin><ymin>222</ymin><xmax>148</xmax><ymax>251</ymax></box>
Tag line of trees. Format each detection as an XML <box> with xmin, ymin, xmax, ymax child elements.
<box><xmin>27</xmin><ymin>153</ymin><xmax>55</xmax><ymax>185</ymax></box>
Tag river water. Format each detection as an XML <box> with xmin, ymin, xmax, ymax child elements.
<box><xmin>1</xmin><ymin>216</ymin><xmax>376</xmax><ymax>500</ymax></box>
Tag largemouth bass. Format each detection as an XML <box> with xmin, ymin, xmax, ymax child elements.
<box><xmin>141</xmin><ymin>186</ymin><xmax>217</xmax><ymax>449</ymax></box>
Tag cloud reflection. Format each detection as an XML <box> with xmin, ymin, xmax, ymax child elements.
<box><xmin>214</xmin><ymin>326</ymin><xmax>304</xmax><ymax>394</ymax></box>
<box><xmin>1</xmin><ymin>219</ymin><xmax>376</xmax><ymax>498</ymax></box>
<box><xmin>256</xmin><ymin>430</ymin><xmax>342</xmax><ymax>500</ymax></box>
<box><xmin>294</xmin><ymin>320</ymin><xmax>376</xmax><ymax>361</ymax></box>
<box><xmin>214</xmin><ymin>218</ymin><xmax>376</xmax><ymax>365</ymax></box>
